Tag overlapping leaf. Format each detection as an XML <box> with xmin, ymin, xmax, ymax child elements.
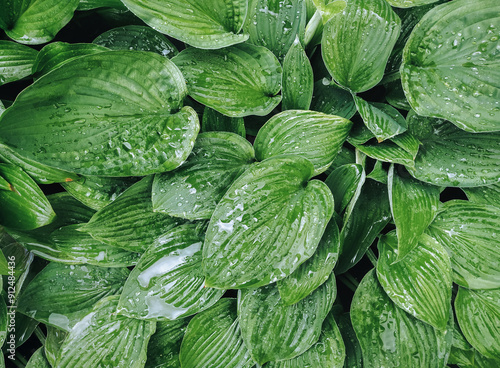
<box><xmin>146</xmin><ymin>318</ymin><xmax>190</xmax><ymax>368</ymax></box>
<box><xmin>201</xmin><ymin>107</ymin><xmax>246</xmax><ymax>137</ymax></box>
<box><xmin>45</xmin><ymin>326</ymin><xmax>67</xmax><ymax>368</ymax></box>
<box><xmin>386</xmin><ymin>0</ymin><xmax>441</xmax><ymax>8</ymax></box>
<box><xmin>0</xmin><ymin>40</ymin><xmax>37</xmax><ymax>85</ymax></box>
<box><xmin>463</xmin><ymin>183</ymin><xmax>500</xmax><ymax>208</ymax></box>
<box><xmin>26</xmin><ymin>348</ymin><xmax>50</xmax><ymax>368</ymax></box>
<box><xmin>310</xmin><ymin>80</ymin><xmax>356</xmax><ymax>119</ymax></box>
<box><xmin>325</xmin><ymin>163</ymin><xmax>365</xmax><ymax>214</ymax></box>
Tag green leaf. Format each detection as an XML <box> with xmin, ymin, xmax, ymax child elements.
<box><xmin>0</xmin><ymin>51</ymin><xmax>199</xmax><ymax>177</ymax></box>
<box><xmin>351</xmin><ymin>269</ymin><xmax>452</xmax><ymax>368</ymax></box>
<box><xmin>455</xmin><ymin>288</ymin><xmax>500</xmax><ymax>361</ymax></box>
<box><xmin>146</xmin><ymin>318</ymin><xmax>190</xmax><ymax>368</ymax></box>
<box><xmin>310</xmin><ymin>79</ymin><xmax>357</xmax><ymax>119</ymax></box>
<box><xmin>173</xmin><ymin>44</ymin><xmax>282</xmax><ymax>118</ymax></box>
<box><xmin>238</xmin><ymin>274</ymin><xmax>336</xmax><ymax>365</ymax></box>
<box><xmin>367</xmin><ymin>160</ymin><xmax>388</xmax><ymax>184</ymax></box>
<box><xmin>26</xmin><ymin>348</ymin><xmax>50</xmax><ymax>368</ymax></box>
<box><xmin>203</xmin><ymin>155</ymin><xmax>334</xmax><ymax>289</ymax></box>
<box><xmin>0</xmin><ymin>0</ymin><xmax>79</xmax><ymax>44</ymax></box>
<box><xmin>118</xmin><ymin>224</ymin><xmax>224</xmax><ymax>321</ymax></box>
<box><xmin>0</xmin><ymin>164</ymin><xmax>56</xmax><ymax>230</ymax></box>
<box><xmin>0</xmin><ymin>250</ymin><xmax>8</xmax><ymax>275</ymax></box>
<box><xmin>406</xmin><ymin>113</ymin><xmax>500</xmax><ymax>187</ymax></box>
<box><xmin>81</xmin><ymin>176</ymin><xmax>186</xmax><ymax>252</ymax></box>
<box><xmin>282</xmin><ymin>37</ymin><xmax>314</xmax><ymax>111</ymax></box>
<box><xmin>121</xmin><ymin>0</ymin><xmax>249</xmax><ymax>49</ymax></box>
<box><xmin>385</xmin><ymin>80</ymin><xmax>412</xmax><ymax>111</ymax></box>
<box><xmin>93</xmin><ymin>25</ymin><xmax>178</xmax><ymax>57</ymax></box>
<box><xmin>321</xmin><ymin>0</ymin><xmax>401</xmax><ymax>92</ymax></box>
<box><xmin>77</xmin><ymin>0</ymin><xmax>127</xmax><ymax>10</ymax></box>
<box><xmin>354</xmin><ymin>97</ymin><xmax>407</xmax><ymax>142</ymax></box>
<box><xmin>376</xmin><ymin>232</ymin><xmax>452</xmax><ymax>330</ymax></box>
<box><xmin>152</xmin><ymin>132</ymin><xmax>255</xmax><ymax>220</ymax></box>
<box><xmin>180</xmin><ymin>298</ymin><xmax>253</xmax><ymax>368</ymax></box>
<box><xmin>0</xmin><ymin>40</ymin><xmax>37</xmax><ymax>85</ymax></box>
<box><xmin>351</xmin><ymin>140</ymin><xmax>415</xmax><ymax>167</ymax></box>
<box><xmin>386</xmin><ymin>0</ymin><xmax>441</xmax><ymax>8</ymax></box>
<box><xmin>202</xmin><ymin>106</ymin><xmax>246</xmax><ymax>137</ymax></box>
<box><xmin>335</xmin><ymin>313</ymin><xmax>363</xmax><ymax>368</ymax></box>
<box><xmin>55</xmin><ymin>296</ymin><xmax>156</xmax><ymax>368</ymax></box>
<box><xmin>463</xmin><ymin>183</ymin><xmax>500</xmax><ymax>209</ymax></box>
<box><xmin>254</xmin><ymin>110</ymin><xmax>353</xmax><ymax>175</ymax></box>
<box><xmin>312</xmin><ymin>0</ymin><xmax>347</xmax><ymax>24</ymax></box>
<box><xmin>388</xmin><ymin>165</ymin><xmax>440</xmax><ymax>260</ymax></box>
<box><xmin>427</xmin><ymin>200</ymin><xmax>500</xmax><ymax>289</ymax></box>
<box><xmin>0</xmin><ymin>297</ymin><xmax>6</xmax><ymax>346</ymax></box>
<box><xmin>401</xmin><ymin>0</ymin><xmax>500</xmax><ymax>132</ymax></box>
<box><xmin>325</xmin><ymin>163</ymin><xmax>365</xmax><ymax>214</ymax></box>
<box><xmin>390</xmin><ymin>131</ymin><xmax>421</xmax><ymax>160</ymax></box>
<box><xmin>474</xmin><ymin>350</ymin><xmax>500</xmax><ymax>368</ymax></box>
<box><xmin>278</xmin><ymin>219</ymin><xmax>339</xmax><ymax>305</ymax></box>
<box><xmin>45</xmin><ymin>326</ymin><xmax>68</xmax><ymax>368</ymax></box>
<box><xmin>17</xmin><ymin>263</ymin><xmax>129</xmax><ymax>331</ymax></box>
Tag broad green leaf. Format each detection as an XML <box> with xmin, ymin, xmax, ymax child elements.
<box><xmin>463</xmin><ymin>183</ymin><xmax>500</xmax><ymax>209</ymax></box>
<box><xmin>385</xmin><ymin>80</ymin><xmax>412</xmax><ymax>111</ymax></box>
<box><xmin>401</xmin><ymin>0</ymin><xmax>500</xmax><ymax>132</ymax></box>
<box><xmin>351</xmin><ymin>269</ymin><xmax>452</xmax><ymax>368</ymax></box>
<box><xmin>0</xmin><ymin>177</ymin><xmax>10</xmax><ymax>192</ymax></box>
<box><xmin>0</xmin><ymin>51</ymin><xmax>199</xmax><ymax>177</ymax></box>
<box><xmin>11</xmin><ymin>313</ymin><xmax>38</xmax><ymax>348</ymax></box>
<box><xmin>325</xmin><ymin>146</ymin><xmax>356</xmax><ymax>175</ymax></box>
<box><xmin>0</xmin><ymin>230</ymin><xmax>34</xmax><ymax>295</ymax></box>
<box><xmin>335</xmin><ymin>313</ymin><xmax>363</xmax><ymax>368</ymax></box>
<box><xmin>254</xmin><ymin>110</ymin><xmax>352</xmax><ymax>175</ymax></box>
<box><xmin>282</xmin><ymin>37</ymin><xmax>314</xmax><ymax>110</ymax></box>
<box><xmin>354</xmin><ymin>97</ymin><xmax>407</xmax><ymax>142</ymax></box>
<box><xmin>17</xmin><ymin>263</ymin><xmax>129</xmax><ymax>331</ymax></box>
<box><xmin>93</xmin><ymin>25</ymin><xmax>178</xmax><ymax>57</ymax></box>
<box><xmin>0</xmin><ymin>0</ymin><xmax>79</xmax><ymax>44</ymax></box>
<box><xmin>82</xmin><ymin>176</ymin><xmax>186</xmax><ymax>252</ymax></box>
<box><xmin>152</xmin><ymin>132</ymin><xmax>255</xmax><ymax>220</ymax></box>
<box><xmin>455</xmin><ymin>288</ymin><xmax>500</xmax><ymax>361</ymax></box>
<box><xmin>448</xmin><ymin>323</ymin><xmax>475</xmax><ymax>367</ymax></box>
<box><xmin>203</xmin><ymin>155</ymin><xmax>334</xmax><ymax>289</ymax></box>
<box><xmin>388</xmin><ymin>165</ymin><xmax>440</xmax><ymax>260</ymax></box>
<box><xmin>121</xmin><ymin>0</ymin><xmax>248</xmax><ymax>49</ymax></box>
<box><xmin>312</xmin><ymin>0</ymin><xmax>347</xmax><ymax>24</ymax></box>
<box><xmin>351</xmin><ymin>140</ymin><xmax>415</xmax><ymax>167</ymax></box>
<box><xmin>321</xmin><ymin>0</ymin><xmax>401</xmax><ymax>92</ymax></box>
<box><xmin>310</xmin><ymin>79</ymin><xmax>356</xmax><ymax>119</ymax></box>
<box><xmin>367</xmin><ymin>160</ymin><xmax>388</xmax><ymax>184</ymax></box>
<box><xmin>266</xmin><ymin>311</ymin><xmax>345</xmax><ymax>368</ymax></box>
<box><xmin>238</xmin><ymin>274</ymin><xmax>336</xmax><ymax>365</ymax></box>
<box><xmin>0</xmin><ymin>40</ymin><xmax>37</xmax><ymax>85</ymax></box>
<box><xmin>278</xmin><ymin>219</ymin><xmax>339</xmax><ymax>305</ymax></box>
<box><xmin>118</xmin><ymin>224</ymin><xmax>224</xmax><ymax>321</ymax></box>
<box><xmin>427</xmin><ymin>200</ymin><xmax>500</xmax><ymax>289</ymax></box>
<box><xmin>26</xmin><ymin>348</ymin><xmax>50</xmax><ymax>368</ymax></box>
<box><xmin>146</xmin><ymin>318</ymin><xmax>190</xmax><ymax>368</ymax></box>
<box><xmin>77</xmin><ymin>0</ymin><xmax>127</xmax><ymax>10</ymax></box>
<box><xmin>386</xmin><ymin>0</ymin><xmax>440</xmax><ymax>8</ymax></box>
<box><xmin>377</xmin><ymin>232</ymin><xmax>452</xmax><ymax>330</ymax></box>
<box><xmin>202</xmin><ymin>107</ymin><xmax>246</xmax><ymax>137</ymax></box>
<box><xmin>390</xmin><ymin>131</ymin><xmax>421</xmax><ymax>160</ymax></box>
<box><xmin>180</xmin><ymin>298</ymin><xmax>253</xmax><ymax>368</ymax></box>
<box><xmin>55</xmin><ymin>296</ymin><xmax>156</xmax><ymax>368</ymax></box>
<box><xmin>45</xmin><ymin>326</ymin><xmax>68</xmax><ymax>368</ymax></box>
<box><xmin>325</xmin><ymin>164</ymin><xmax>365</xmax><ymax>214</ymax></box>
<box><xmin>0</xmin><ymin>164</ymin><xmax>56</xmax><ymax>230</ymax></box>
<box><xmin>173</xmin><ymin>44</ymin><xmax>282</xmax><ymax>117</ymax></box>
<box><xmin>474</xmin><ymin>351</ymin><xmax>500</xmax><ymax>368</ymax></box>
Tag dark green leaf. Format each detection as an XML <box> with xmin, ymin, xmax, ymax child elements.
<box><xmin>25</xmin><ymin>348</ymin><xmax>50</xmax><ymax>368</ymax></box>
<box><xmin>202</xmin><ymin>107</ymin><xmax>246</xmax><ymax>137</ymax></box>
<box><xmin>463</xmin><ymin>183</ymin><xmax>500</xmax><ymax>208</ymax></box>
<box><xmin>386</xmin><ymin>0</ymin><xmax>441</xmax><ymax>8</ymax></box>
<box><xmin>0</xmin><ymin>297</ymin><xmax>6</xmax><ymax>347</ymax></box>
<box><xmin>390</xmin><ymin>131</ymin><xmax>421</xmax><ymax>160</ymax></box>
<box><xmin>335</xmin><ymin>313</ymin><xmax>363</xmax><ymax>368</ymax></box>
<box><xmin>45</xmin><ymin>326</ymin><xmax>68</xmax><ymax>368</ymax></box>
<box><xmin>0</xmin><ymin>40</ymin><xmax>37</xmax><ymax>85</ymax></box>
<box><xmin>385</xmin><ymin>80</ymin><xmax>412</xmax><ymax>111</ymax></box>
<box><xmin>310</xmin><ymin>80</ymin><xmax>356</xmax><ymax>119</ymax></box>
<box><xmin>366</xmin><ymin>160</ymin><xmax>388</xmax><ymax>184</ymax></box>
<box><xmin>77</xmin><ymin>0</ymin><xmax>127</xmax><ymax>10</ymax></box>
<box><xmin>146</xmin><ymin>318</ymin><xmax>189</xmax><ymax>368</ymax></box>
<box><xmin>351</xmin><ymin>140</ymin><xmax>415</xmax><ymax>167</ymax></box>
<box><xmin>325</xmin><ymin>163</ymin><xmax>365</xmax><ymax>214</ymax></box>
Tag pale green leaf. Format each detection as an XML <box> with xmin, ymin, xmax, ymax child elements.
<box><xmin>45</xmin><ymin>326</ymin><xmax>68</xmax><ymax>368</ymax></box>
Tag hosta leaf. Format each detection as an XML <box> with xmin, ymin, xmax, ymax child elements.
<box><xmin>0</xmin><ymin>297</ymin><xmax>6</xmax><ymax>346</ymax></box>
<box><xmin>391</xmin><ymin>131</ymin><xmax>421</xmax><ymax>159</ymax></box>
<box><xmin>401</xmin><ymin>0</ymin><xmax>500</xmax><ymax>132</ymax></box>
<box><xmin>351</xmin><ymin>269</ymin><xmax>452</xmax><ymax>368</ymax></box>
<box><xmin>118</xmin><ymin>224</ymin><xmax>224</xmax><ymax>320</ymax></box>
<box><xmin>385</xmin><ymin>81</ymin><xmax>412</xmax><ymax>111</ymax></box>
<box><xmin>0</xmin><ymin>40</ymin><xmax>37</xmax><ymax>85</ymax></box>
<box><xmin>26</xmin><ymin>348</ymin><xmax>50</xmax><ymax>368</ymax></box>
<box><xmin>0</xmin><ymin>51</ymin><xmax>199</xmax><ymax>177</ymax></box>
<box><xmin>335</xmin><ymin>313</ymin><xmax>363</xmax><ymax>368</ymax></box>
<box><xmin>0</xmin><ymin>164</ymin><xmax>56</xmax><ymax>230</ymax></box>
<box><xmin>388</xmin><ymin>165</ymin><xmax>440</xmax><ymax>260</ymax></box>
<box><xmin>82</xmin><ymin>176</ymin><xmax>186</xmax><ymax>252</ymax></box>
<box><xmin>77</xmin><ymin>0</ymin><xmax>127</xmax><ymax>10</ymax></box>
<box><xmin>427</xmin><ymin>200</ymin><xmax>500</xmax><ymax>289</ymax></box>
<box><xmin>312</xmin><ymin>0</ymin><xmax>347</xmax><ymax>24</ymax></box>
<box><xmin>146</xmin><ymin>318</ymin><xmax>190</xmax><ymax>368</ymax></box>
<box><xmin>180</xmin><ymin>298</ymin><xmax>253</xmax><ymax>368</ymax></box>
<box><xmin>0</xmin><ymin>0</ymin><xmax>79</xmax><ymax>44</ymax></box>
<box><xmin>45</xmin><ymin>326</ymin><xmax>68</xmax><ymax>368</ymax></box>
<box><xmin>17</xmin><ymin>263</ymin><xmax>129</xmax><ymax>331</ymax></box>
<box><xmin>386</xmin><ymin>0</ymin><xmax>440</xmax><ymax>8</ymax></box>
<box><xmin>310</xmin><ymin>80</ymin><xmax>356</xmax><ymax>119</ymax></box>
<box><xmin>455</xmin><ymin>288</ymin><xmax>500</xmax><ymax>361</ymax></box>
<box><xmin>351</xmin><ymin>140</ymin><xmax>415</xmax><ymax>167</ymax></box>
<box><xmin>325</xmin><ymin>163</ymin><xmax>365</xmax><ymax>214</ymax></box>
<box><xmin>55</xmin><ymin>296</ymin><xmax>156</xmax><ymax>368</ymax></box>
<box><xmin>203</xmin><ymin>155</ymin><xmax>334</xmax><ymax>289</ymax></box>
<box><xmin>93</xmin><ymin>25</ymin><xmax>178</xmax><ymax>57</ymax></box>
<box><xmin>238</xmin><ymin>274</ymin><xmax>336</xmax><ymax>365</ymax></box>
<box><xmin>463</xmin><ymin>183</ymin><xmax>500</xmax><ymax>208</ymax></box>
<box><xmin>377</xmin><ymin>232</ymin><xmax>452</xmax><ymax>330</ymax></box>
<box><xmin>202</xmin><ymin>107</ymin><xmax>246</xmax><ymax>137</ymax></box>
<box><xmin>254</xmin><ymin>110</ymin><xmax>352</xmax><ymax>175</ymax></box>
<box><xmin>173</xmin><ymin>44</ymin><xmax>282</xmax><ymax>117</ymax></box>
<box><xmin>367</xmin><ymin>160</ymin><xmax>388</xmax><ymax>184</ymax></box>
<box><xmin>475</xmin><ymin>351</ymin><xmax>500</xmax><ymax>368</ymax></box>
<box><xmin>278</xmin><ymin>219</ymin><xmax>340</xmax><ymax>305</ymax></box>
<box><xmin>282</xmin><ymin>37</ymin><xmax>314</xmax><ymax>110</ymax></box>
<box><xmin>322</xmin><ymin>0</ymin><xmax>401</xmax><ymax>92</ymax></box>
<box><xmin>153</xmin><ymin>132</ymin><xmax>254</xmax><ymax>220</ymax></box>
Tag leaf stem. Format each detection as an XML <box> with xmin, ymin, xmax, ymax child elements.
<box><xmin>35</xmin><ymin>326</ymin><xmax>46</xmax><ymax>345</ymax></box>
<box><xmin>11</xmin><ymin>355</ymin><xmax>26</xmax><ymax>368</ymax></box>
<box><xmin>366</xmin><ymin>249</ymin><xmax>378</xmax><ymax>267</ymax></box>
<box><xmin>304</xmin><ymin>10</ymin><xmax>322</xmax><ymax>47</ymax></box>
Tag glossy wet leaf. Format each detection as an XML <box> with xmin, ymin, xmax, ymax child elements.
<box><xmin>77</xmin><ymin>0</ymin><xmax>127</xmax><ymax>10</ymax></box>
<box><xmin>401</xmin><ymin>0</ymin><xmax>500</xmax><ymax>132</ymax></box>
<box><xmin>121</xmin><ymin>0</ymin><xmax>248</xmax><ymax>49</ymax></box>
<box><xmin>0</xmin><ymin>51</ymin><xmax>199</xmax><ymax>177</ymax></box>
<box><xmin>180</xmin><ymin>298</ymin><xmax>253</xmax><ymax>368</ymax></box>
<box><xmin>203</xmin><ymin>155</ymin><xmax>334</xmax><ymax>289</ymax></box>
<box><xmin>17</xmin><ymin>263</ymin><xmax>129</xmax><ymax>331</ymax></box>
<box><xmin>325</xmin><ymin>163</ymin><xmax>365</xmax><ymax>214</ymax></box>
<box><xmin>282</xmin><ymin>37</ymin><xmax>313</xmax><ymax>110</ymax></box>
<box><xmin>152</xmin><ymin>132</ymin><xmax>254</xmax><ymax>220</ymax></box>
<box><xmin>455</xmin><ymin>287</ymin><xmax>500</xmax><ymax>361</ymax></box>
<box><xmin>55</xmin><ymin>296</ymin><xmax>156</xmax><ymax>368</ymax></box>
<box><xmin>201</xmin><ymin>107</ymin><xmax>246</xmax><ymax>137</ymax></box>
<box><xmin>351</xmin><ymin>269</ymin><xmax>452</xmax><ymax>368</ymax></box>
<box><xmin>26</xmin><ymin>348</ymin><xmax>50</xmax><ymax>368</ymax></box>
<box><xmin>335</xmin><ymin>313</ymin><xmax>363</xmax><ymax>368</ymax></box>
<box><xmin>173</xmin><ymin>44</ymin><xmax>281</xmax><ymax>117</ymax></box>
<box><xmin>0</xmin><ymin>0</ymin><xmax>79</xmax><ymax>44</ymax></box>
<box><xmin>351</xmin><ymin>140</ymin><xmax>415</xmax><ymax>167</ymax></box>
<box><xmin>310</xmin><ymin>80</ymin><xmax>356</xmax><ymax>119</ymax></box>
<box><xmin>312</xmin><ymin>0</ymin><xmax>347</xmax><ymax>24</ymax></box>
<box><xmin>391</xmin><ymin>131</ymin><xmax>421</xmax><ymax>160</ymax></box>
<box><xmin>238</xmin><ymin>274</ymin><xmax>336</xmax><ymax>365</ymax></box>
<box><xmin>367</xmin><ymin>160</ymin><xmax>388</xmax><ymax>184</ymax></box>
<box><xmin>388</xmin><ymin>165</ymin><xmax>440</xmax><ymax>260</ymax></box>
<box><xmin>0</xmin><ymin>40</ymin><xmax>37</xmax><ymax>85</ymax></box>
<box><xmin>321</xmin><ymin>0</ymin><xmax>401</xmax><ymax>92</ymax></box>
<box><xmin>386</xmin><ymin>0</ymin><xmax>441</xmax><ymax>8</ymax></box>
<box><xmin>82</xmin><ymin>176</ymin><xmax>186</xmax><ymax>252</ymax></box>
<box><xmin>463</xmin><ymin>183</ymin><xmax>500</xmax><ymax>208</ymax></box>
<box><xmin>254</xmin><ymin>110</ymin><xmax>352</xmax><ymax>175</ymax></box>
<box><xmin>0</xmin><ymin>164</ymin><xmax>56</xmax><ymax>230</ymax></box>
<box><xmin>118</xmin><ymin>224</ymin><xmax>224</xmax><ymax>321</ymax></box>
<box><xmin>146</xmin><ymin>318</ymin><xmax>189</xmax><ymax>368</ymax></box>
<box><xmin>377</xmin><ymin>232</ymin><xmax>452</xmax><ymax>330</ymax></box>
<box><xmin>426</xmin><ymin>200</ymin><xmax>500</xmax><ymax>289</ymax></box>
<box><xmin>45</xmin><ymin>326</ymin><xmax>68</xmax><ymax>368</ymax></box>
